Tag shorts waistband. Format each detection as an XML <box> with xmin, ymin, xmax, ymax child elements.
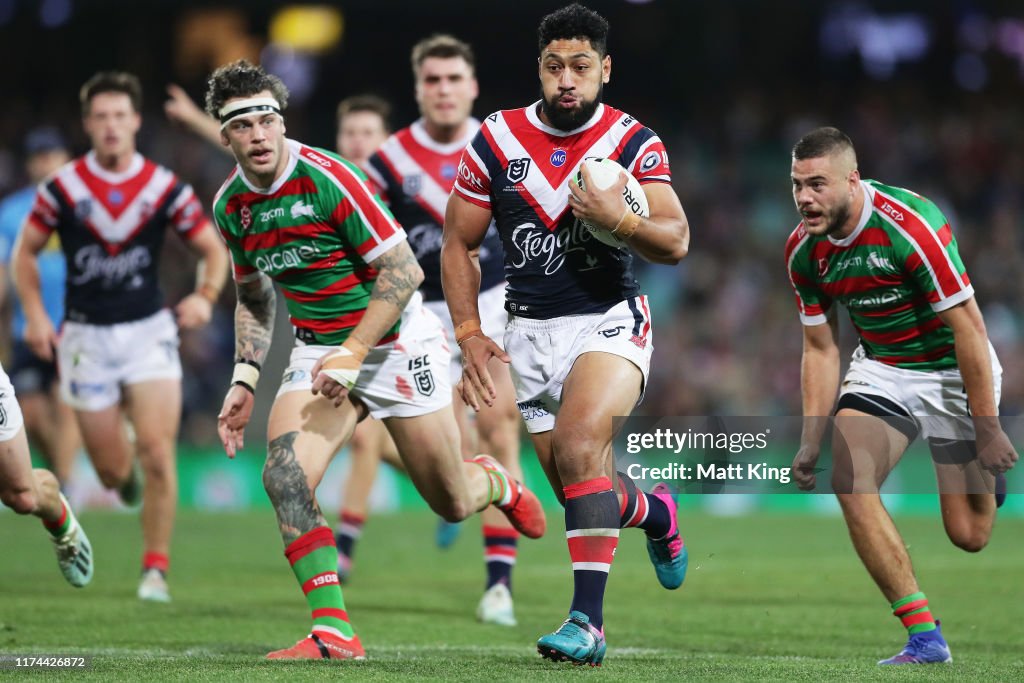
<box><xmin>507</xmin><ymin>312</ymin><xmax>603</xmax><ymax>332</ymax></box>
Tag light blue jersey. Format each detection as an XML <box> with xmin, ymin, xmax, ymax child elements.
<box><xmin>0</xmin><ymin>186</ymin><xmax>66</xmax><ymax>338</ymax></box>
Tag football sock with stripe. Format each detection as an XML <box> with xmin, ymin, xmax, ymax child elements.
<box><xmin>483</xmin><ymin>525</ymin><xmax>518</xmax><ymax>591</ymax></box>
<box><xmin>564</xmin><ymin>477</ymin><xmax>620</xmax><ymax>631</ymax></box>
<box><xmin>285</xmin><ymin>526</ymin><xmax>355</xmax><ymax>638</ymax></box>
<box><xmin>335</xmin><ymin>510</ymin><xmax>364</xmax><ymax>560</ymax></box>
<box><xmin>42</xmin><ymin>497</ymin><xmax>71</xmax><ymax>537</ymax></box>
<box><xmin>891</xmin><ymin>592</ymin><xmax>937</xmax><ymax>635</ymax></box>
<box><xmin>616</xmin><ymin>471</ymin><xmax>672</xmax><ymax>538</ymax></box>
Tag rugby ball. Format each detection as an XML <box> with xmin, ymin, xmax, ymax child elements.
<box><xmin>574</xmin><ymin>158</ymin><xmax>649</xmax><ymax>248</ymax></box>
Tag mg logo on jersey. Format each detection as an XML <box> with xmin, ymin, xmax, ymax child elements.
<box><xmin>507</xmin><ymin>158</ymin><xmax>531</xmax><ymax>184</ymax></box>
<box><xmin>440</xmin><ymin>163</ymin><xmax>457</xmax><ymax>181</ymax></box>
<box><xmin>290</xmin><ymin>199</ymin><xmax>317</xmax><ymax>220</ymax></box>
<box><xmin>402</xmin><ymin>174</ymin><xmax>423</xmax><ymax>196</ymax></box>
<box><xmin>549</xmin><ymin>149</ymin><xmax>567</xmax><ymax>167</ymax></box>
<box><xmin>881</xmin><ymin>202</ymin><xmax>904</xmax><ymax>222</ymax></box>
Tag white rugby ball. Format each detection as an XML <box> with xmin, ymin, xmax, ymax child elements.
<box><xmin>574</xmin><ymin>157</ymin><xmax>649</xmax><ymax>248</ymax></box>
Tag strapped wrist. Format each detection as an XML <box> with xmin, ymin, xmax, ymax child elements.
<box><xmin>612</xmin><ymin>209</ymin><xmax>641</xmax><ymax>239</ymax></box>
<box><xmin>455</xmin><ymin>319</ymin><xmax>482</xmax><ymax>345</ymax></box>
<box><xmin>341</xmin><ymin>336</ymin><xmax>370</xmax><ymax>362</ymax></box>
<box><xmin>231</xmin><ymin>360</ymin><xmax>261</xmax><ymax>393</ymax></box>
<box><xmin>197</xmin><ymin>282</ymin><xmax>220</xmax><ymax>304</ymax></box>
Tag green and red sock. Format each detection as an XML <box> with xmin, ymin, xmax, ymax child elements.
<box><xmin>42</xmin><ymin>497</ymin><xmax>70</xmax><ymax>538</ymax></box>
<box><xmin>285</xmin><ymin>526</ymin><xmax>355</xmax><ymax>639</ymax></box>
<box><xmin>891</xmin><ymin>592</ymin><xmax>937</xmax><ymax>635</ymax></box>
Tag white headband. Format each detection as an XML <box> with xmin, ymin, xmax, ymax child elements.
<box><xmin>218</xmin><ymin>97</ymin><xmax>282</xmax><ymax>129</ymax></box>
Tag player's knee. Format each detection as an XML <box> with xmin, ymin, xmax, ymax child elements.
<box><xmin>551</xmin><ymin>424</ymin><xmax>604</xmax><ymax>471</ymax></box>
<box><xmin>138</xmin><ymin>446</ymin><xmax>175</xmax><ymax>485</ymax></box>
<box><xmin>948</xmin><ymin>524</ymin><xmax>990</xmax><ymax>553</ymax></box>
<box><xmin>95</xmin><ymin>464</ymin><xmax>128</xmax><ymax>489</ymax></box>
<box><xmin>431</xmin><ymin>497</ymin><xmax>471</xmax><ymax>523</ymax></box>
<box><xmin>1</xmin><ymin>488</ymin><xmax>38</xmax><ymax>515</ymax></box>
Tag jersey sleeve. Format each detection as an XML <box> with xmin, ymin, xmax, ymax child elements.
<box><xmin>25</xmin><ymin>182</ymin><xmax>61</xmax><ymax>236</ymax></box>
<box><xmin>167</xmin><ymin>182</ymin><xmax>209</xmax><ymax>239</ymax></box>
<box><xmin>785</xmin><ymin>227</ymin><xmax>832</xmax><ymax>326</ymax></box>
<box><xmin>212</xmin><ymin>212</ymin><xmax>260</xmax><ymax>284</ymax></box>
<box><xmin>364</xmin><ymin>155</ymin><xmax>391</xmax><ymax>204</ymax></box>
<box><xmin>297</xmin><ymin>145</ymin><xmax>406</xmax><ymax>263</ymax></box>
<box><xmin>620</xmin><ymin>124</ymin><xmax>671</xmax><ymax>185</ymax></box>
<box><xmin>452</xmin><ymin>118</ymin><xmax>496</xmax><ymax>209</ymax></box>
<box><xmin>885</xmin><ymin>199</ymin><xmax>973</xmax><ymax>313</ymax></box>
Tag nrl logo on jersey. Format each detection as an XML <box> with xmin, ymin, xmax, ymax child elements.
<box><xmin>507</xmin><ymin>158</ymin><xmax>531</xmax><ymax>184</ymax></box>
<box><xmin>402</xmin><ymin>174</ymin><xmax>422</xmax><ymax>196</ymax></box>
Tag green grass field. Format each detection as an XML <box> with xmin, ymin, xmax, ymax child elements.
<box><xmin>0</xmin><ymin>508</ymin><xmax>1021</xmax><ymax>680</ymax></box>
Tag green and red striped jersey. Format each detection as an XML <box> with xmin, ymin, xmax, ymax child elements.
<box><xmin>213</xmin><ymin>140</ymin><xmax>406</xmax><ymax>345</ymax></box>
<box><xmin>785</xmin><ymin>179</ymin><xmax>973</xmax><ymax>371</ymax></box>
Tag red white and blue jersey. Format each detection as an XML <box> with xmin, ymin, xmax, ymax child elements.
<box><xmin>366</xmin><ymin>119</ymin><xmax>504</xmax><ymax>302</ymax></box>
<box><xmin>27</xmin><ymin>151</ymin><xmax>208</xmax><ymax>325</ymax></box>
<box><xmin>453</xmin><ymin>102</ymin><xmax>671</xmax><ymax>319</ymax></box>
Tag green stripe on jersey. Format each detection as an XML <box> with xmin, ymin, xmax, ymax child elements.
<box><xmin>213</xmin><ymin>142</ymin><xmax>403</xmax><ymax>345</ymax></box>
<box><xmin>787</xmin><ymin>179</ymin><xmax>971</xmax><ymax>371</ymax></box>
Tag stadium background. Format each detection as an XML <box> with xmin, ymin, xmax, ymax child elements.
<box><xmin>1</xmin><ymin>0</ymin><xmax>1022</xmax><ymax>517</ymax></box>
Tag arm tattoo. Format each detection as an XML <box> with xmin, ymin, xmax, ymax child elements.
<box><xmin>262</xmin><ymin>431</ymin><xmax>326</xmax><ymax>544</ymax></box>
<box><xmin>368</xmin><ymin>242</ymin><xmax>422</xmax><ymax>310</ymax></box>
<box><xmin>235</xmin><ymin>273</ymin><xmax>276</xmax><ymax>365</ymax></box>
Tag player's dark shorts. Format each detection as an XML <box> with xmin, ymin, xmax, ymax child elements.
<box><xmin>8</xmin><ymin>339</ymin><xmax>58</xmax><ymax>396</ymax></box>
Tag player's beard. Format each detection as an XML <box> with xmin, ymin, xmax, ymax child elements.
<box><xmin>824</xmin><ymin>200</ymin><xmax>852</xmax><ymax>236</ymax></box>
<box><xmin>540</xmin><ymin>83</ymin><xmax>603</xmax><ymax>131</ymax></box>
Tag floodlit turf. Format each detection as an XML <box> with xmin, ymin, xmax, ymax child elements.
<box><xmin>0</xmin><ymin>507</ymin><xmax>1021</xmax><ymax>680</ymax></box>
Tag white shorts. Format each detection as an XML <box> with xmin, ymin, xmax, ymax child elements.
<box><xmin>505</xmin><ymin>296</ymin><xmax>654</xmax><ymax>434</ymax></box>
<box><xmin>277</xmin><ymin>295</ymin><xmax>452</xmax><ymax>419</ymax></box>
<box><xmin>58</xmin><ymin>309</ymin><xmax>182</xmax><ymax>412</ymax></box>
<box><xmin>0</xmin><ymin>362</ymin><xmax>25</xmax><ymax>442</ymax></box>
<box><xmin>839</xmin><ymin>344</ymin><xmax>1003</xmax><ymax>442</ymax></box>
<box><xmin>423</xmin><ymin>283</ymin><xmax>509</xmax><ymax>384</ymax></box>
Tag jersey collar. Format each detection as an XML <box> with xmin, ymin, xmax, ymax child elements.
<box><xmin>827</xmin><ymin>180</ymin><xmax>875</xmax><ymax>247</ymax></box>
<box><xmin>84</xmin><ymin>151</ymin><xmax>144</xmax><ymax>184</ymax></box>
<box><xmin>410</xmin><ymin>118</ymin><xmax>480</xmax><ymax>155</ymax></box>
<box><xmin>525</xmin><ymin>100</ymin><xmax>605</xmax><ymax>137</ymax></box>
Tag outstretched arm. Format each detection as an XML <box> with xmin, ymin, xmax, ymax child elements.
<box><xmin>176</xmin><ymin>222</ymin><xmax>229</xmax><ymax>329</ymax></box>
<box><xmin>441</xmin><ymin>193</ymin><xmax>507</xmax><ymax>410</ymax></box>
<box><xmin>165</xmin><ymin>84</ymin><xmax>230</xmax><ymax>153</ymax></box>
<box><xmin>939</xmin><ymin>298</ymin><xmax>1018</xmax><ymax>474</ymax></box>
<box><xmin>217</xmin><ymin>272</ymin><xmax>277</xmax><ymax>458</ymax></box>
<box><xmin>793</xmin><ymin>315</ymin><xmax>841</xmax><ymax>490</ymax></box>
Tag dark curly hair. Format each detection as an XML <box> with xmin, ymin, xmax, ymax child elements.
<box><xmin>204</xmin><ymin>60</ymin><xmax>290</xmax><ymax>118</ymax></box>
<box><xmin>537</xmin><ymin>3</ymin><xmax>610</xmax><ymax>56</ymax></box>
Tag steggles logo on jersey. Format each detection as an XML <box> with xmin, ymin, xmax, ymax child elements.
<box><xmin>507</xmin><ymin>158</ymin><xmax>531</xmax><ymax>184</ymax></box>
<box><xmin>69</xmin><ymin>244</ymin><xmax>152</xmax><ymax>286</ymax></box>
<box><xmin>550</xmin><ymin>149</ymin><xmax>567</xmax><ymax>167</ymax></box>
<box><xmin>406</xmin><ymin>223</ymin><xmax>443</xmax><ymax>260</ymax></box>
<box><xmin>509</xmin><ymin>220</ymin><xmax>604</xmax><ymax>275</ymax></box>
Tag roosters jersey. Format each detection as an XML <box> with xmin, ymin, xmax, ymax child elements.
<box><xmin>453</xmin><ymin>102</ymin><xmax>671</xmax><ymax>319</ymax></box>
<box><xmin>366</xmin><ymin>119</ymin><xmax>504</xmax><ymax>302</ymax></box>
<box><xmin>27</xmin><ymin>152</ymin><xmax>207</xmax><ymax>325</ymax></box>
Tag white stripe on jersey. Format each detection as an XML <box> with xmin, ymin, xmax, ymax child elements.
<box><xmin>872</xmin><ymin>186</ymin><xmax>970</xmax><ymax>303</ymax></box>
<box><xmin>376</xmin><ymin>137</ymin><xmax>452</xmax><ymax>224</ymax></box>
<box><xmin>55</xmin><ymin>163</ymin><xmax>176</xmax><ymax>244</ymax></box>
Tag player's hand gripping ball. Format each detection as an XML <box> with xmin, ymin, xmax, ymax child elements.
<box><xmin>574</xmin><ymin>157</ymin><xmax>649</xmax><ymax>248</ymax></box>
